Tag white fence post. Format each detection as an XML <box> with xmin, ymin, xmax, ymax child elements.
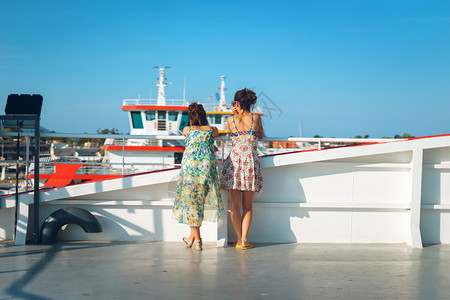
<box><xmin>122</xmin><ymin>137</ymin><xmax>125</xmax><ymax>175</ymax></box>
<box><xmin>408</xmin><ymin>148</ymin><xmax>424</xmax><ymax>248</ymax></box>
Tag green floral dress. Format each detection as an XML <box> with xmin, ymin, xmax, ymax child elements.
<box><xmin>172</xmin><ymin>129</ymin><xmax>223</xmax><ymax>227</ymax></box>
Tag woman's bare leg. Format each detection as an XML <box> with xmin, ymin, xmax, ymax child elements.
<box><xmin>229</xmin><ymin>190</ymin><xmax>243</xmax><ymax>245</ymax></box>
<box><xmin>190</xmin><ymin>226</ymin><xmax>201</xmax><ymax>241</ymax></box>
<box><xmin>241</xmin><ymin>191</ymin><xmax>255</xmax><ymax>246</ymax></box>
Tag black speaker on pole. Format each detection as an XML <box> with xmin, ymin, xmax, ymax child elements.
<box><xmin>5</xmin><ymin>94</ymin><xmax>43</xmax><ymax>115</ymax></box>
<box><xmin>3</xmin><ymin>94</ymin><xmax>43</xmax><ymax>129</ymax></box>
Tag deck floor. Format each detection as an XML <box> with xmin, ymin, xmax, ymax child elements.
<box><xmin>1</xmin><ymin>242</ymin><xmax>450</xmax><ymax>299</ymax></box>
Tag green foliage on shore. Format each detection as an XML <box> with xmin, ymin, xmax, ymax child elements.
<box><xmin>394</xmin><ymin>133</ymin><xmax>414</xmax><ymax>139</ymax></box>
<box><xmin>96</xmin><ymin>128</ymin><xmax>121</xmax><ymax>135</ymax></box>
<box><xmin>313</xmin><ymin>133</ymin><xmax>415</xmax><ymax>139</ymax></box>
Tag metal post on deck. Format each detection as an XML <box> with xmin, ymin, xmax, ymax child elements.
<box><xmin>33</xmin><ymin>116</ymin><xmax>40</xmax><ymax>244</ymax></box>
<box><xmin>14</xmin><ymin>131</ymin><xmax>20</xmax><ymax>237</ymax></box>
<box><xmin>25</xmin><ymin>136</ymin><xmax>30</xmax><ymax>192</ymax></box>
<box><xmin>122</xmin><ymin>137</ymin><xmax>125</xmax><ymax>175</ymax></box>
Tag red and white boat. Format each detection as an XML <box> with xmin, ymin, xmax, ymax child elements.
<box><xmin>103</xmin><ymin>67</ymin><xmax>239</xmax><ymax>173</ymax></box>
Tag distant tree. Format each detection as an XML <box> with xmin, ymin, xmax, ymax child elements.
<box><xmin>313</xmin><ymin>134</ymin><xmax>323</xmax><ymax>138</ymax></box>
<box><xmin>97</xmin><ymin>128</ymin><xmax>121</xmax><ymax>135</ymax></box>
<box><xmin>401</xmin><ymin>133</ymin><xmax>414</xmax><ymax>138</ymax></box>
<box><xmin>394</xmin><ymin>133</ymin><xmax>414</xmax><ymax>139</ymax></box>
<box><xmin>354</xmin><ymin>135</ymin><xmax>369</xmax><ymax>139</ymax></box>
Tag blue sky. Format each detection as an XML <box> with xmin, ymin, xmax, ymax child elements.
<box><xmin>1</xmin><ymin>0</ymin><xmax>449</xmax><ymax>138</ymax></box>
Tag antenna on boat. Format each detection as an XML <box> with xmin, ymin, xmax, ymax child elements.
<box><xmin>219</xmin><ymin>75</ymin><xmax>227</xmax><ymax>107</ymax></box>
<box><xmin>183</xmin><ymin>73</ymin><xmax>186</xmax><ymax>102</ymax></box>
<box><xmin>152</xmin><ymin>66</ymin><xmax>171</xmax><ymax>105</ymax></box>
<box><xmin>299</xmin><ymin>118</ymin><xmax>303</xmax><ymax>137</ymax></box>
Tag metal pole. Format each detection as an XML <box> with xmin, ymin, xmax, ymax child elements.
<box><xmin>25</xmin><ymin>136</ymin><xmax>30</xmax><ymax>192</ymax></box>
<box><xmin>14</xmin><ymin>131</ymin><xmax>20</xmax><ymax>237</ymax></box>
<box><xmin>122</xmin><ymin>137</ymin><xmax>125</xmax><ymax>175</ymax></box>
<box><xmin>34</xmin><ymin>116</ymin><xmax>40</xmax><ymax>244</ymax></box>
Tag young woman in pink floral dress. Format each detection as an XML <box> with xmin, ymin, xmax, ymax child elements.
<box><xmin>220</xmin><ymin>89</ymin><xmax>264</xmax><ymax>249</ymax></box>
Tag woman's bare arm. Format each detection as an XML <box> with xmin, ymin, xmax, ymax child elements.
<box><xmin>182</xmin><ymin>126</ymin><xmax>190</xmax><ymax>136</ymax></box>
<box><xmin>227</xmin><ymin>116</ymin><xmax>234</xmax><ymax>133</ymax></box>
<box><xmin>211</xmin><ymin>126</ymin><xmax>219</xmax><ymax>138</ymax></box>
<box><xmin>255</xmin><ymin>115</ymin><xmax>264</xmax><ymax>139</ymax></box>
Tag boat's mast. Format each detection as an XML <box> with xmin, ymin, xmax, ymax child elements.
<box><xmin>219</xmin><ymin>75</ymin><xmax>226</xmax><ymax>107</ymax></box>
<box><xmin>299</xmin><ymin>118</ymin><xmax>303</xmax><ymax>137</ymax></box>
<box><xmin>153</xmin><ymin>66</ymin><xmax>171</xmax><ymax>105</ymax></box>
<box><xmin>183</xmin><ymin>73</ymin><xmax>186</xmax><ymax>102</ymax></box>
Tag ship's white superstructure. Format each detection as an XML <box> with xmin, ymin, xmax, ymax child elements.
<box><xmin>103</xmin><ymin>68</ymin><xmax>237</xmax><ymax>172</ymax></box>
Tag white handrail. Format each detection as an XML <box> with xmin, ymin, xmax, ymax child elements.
<box><xmin>0</xmin><ymin>131</ymin><xmax>408</xmax><ymax>189</ymax></box>
<box><xmin>1</xmin><ymin>131</ymin><xmax>404</xmax><ymax>144</ymax></box>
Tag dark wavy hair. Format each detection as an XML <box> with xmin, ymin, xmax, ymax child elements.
<box><xmin>234</xmin><ymin>88</ymin><xmax>257</xmax><ymax>112</ymax></box>
<box><xmin>188</xmin><ymin>102</ymin><xmax>208</xmax><ymax>126</ymax></box>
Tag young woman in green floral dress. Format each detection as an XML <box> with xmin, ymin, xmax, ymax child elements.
<box><xmin>172</xmin><ymin>103</ymin><xmax>223</xmax><ymax>251</ymax></box>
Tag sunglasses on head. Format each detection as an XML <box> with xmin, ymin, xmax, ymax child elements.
<box><xmin>232</xmin><ymin>101</ymin><xmax>239</xmax><ymax>106</ymax></box>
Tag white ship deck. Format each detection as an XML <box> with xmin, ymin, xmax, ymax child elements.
<box><xmin>1</xmin><ymin>241</ymin><xmax>450</xmax><ymax>299</ymax></box>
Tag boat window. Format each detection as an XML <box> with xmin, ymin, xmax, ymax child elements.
<box><xmin>158</xmin><ymin>111</ymin><xmax>166</xmax><ymax>120</ymax></box>
<box><xmin>145</xmin><ymin>111</ymin><xmax>156</xmax><ymax>121</ymax></box>
<box><xmin>209</xmin><ymin>116</ymin><xmax>214</xmax><ymax>124</ymax></box>
<box><xmin>131</xmin><ymin>111</ymin><xmax>144</xmax><ymax>129</ymax></box>
<box><xmin>168</xmin><ymin>111</ymin><xmax>178</xmax><ymax>121</ymax></box>
<box><xmin>180</xmin><ymin>112</ymin><xmax>189</xmax><ymax>130</ymax></box>
<box><xmin>215</xmin><ymin>115</ymin><xmax>221</xmax><ymax>124</ymax></box>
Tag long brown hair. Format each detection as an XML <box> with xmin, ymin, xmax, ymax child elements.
<box><xmin>188</xmin><ymin>102</ymin><xmax>208</xmax><ymax>126</ymax></box>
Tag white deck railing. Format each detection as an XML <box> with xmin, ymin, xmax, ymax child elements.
<box><xmin>123</xmin><ymin>98</ymin><xmax>189</xmax><ymax>107</ymax></box>
<box><xmin>0</xmin><ymin>131</ymin><xmax>404</xmax><ymax>191</ymax></box>
<box><xmin>122</xmin><ymin>98</ymin><xmax>233</xmax><ymax>112</ymax></box>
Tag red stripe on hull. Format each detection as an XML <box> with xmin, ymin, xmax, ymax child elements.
<box><xmin>103</xmin><ymin>145</ymin><xmax>185</xmax><ymax>152</ymax></box>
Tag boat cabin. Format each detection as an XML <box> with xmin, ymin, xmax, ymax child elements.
<box><xmin>122</xmin><ymin>100</ymin><xmax>232</xmax><ymax>136</ymax></box>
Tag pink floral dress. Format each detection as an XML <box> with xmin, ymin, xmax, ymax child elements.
<box><xmin>220</xmin><ymin>114</ymin><xmax>263</xmax><ymax>192</ymax></box>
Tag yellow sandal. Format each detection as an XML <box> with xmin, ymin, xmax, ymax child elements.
<box><xmin>236</xmin><ymin>243</ymin><xmax>254</xmax><ymax>250</ymax></box>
